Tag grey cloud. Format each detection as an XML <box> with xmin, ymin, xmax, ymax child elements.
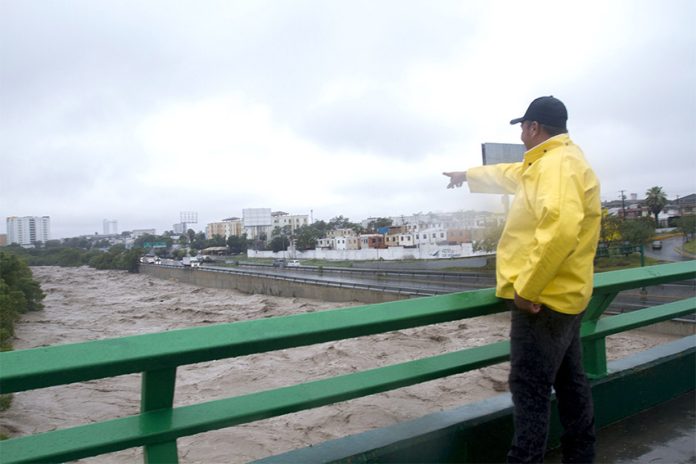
<box><xmin>298</xmin><ymin>94</ymin><xmax>458</xmax><ymax>158</ymax></box>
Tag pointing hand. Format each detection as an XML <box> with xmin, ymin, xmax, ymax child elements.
<box><xmin>443</xmin><ymin>171</ymin><xmax>467</xmax><ymax>189</ymax></box>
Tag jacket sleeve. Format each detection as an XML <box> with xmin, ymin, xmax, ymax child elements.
<box><xmin>513</xmin><ymin>156</ymin><xmax>585</xmax><ymax>301</ymax></box>
<box><xmin>466</xmin><ymin>163</ymin><xmax>523</xmax><ymax>194</ymax></box>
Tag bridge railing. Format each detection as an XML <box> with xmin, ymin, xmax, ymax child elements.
<box><xmin>0</xmin><ymin>261</ymin><xmax>694</xmax><ymax>463</ymax></box>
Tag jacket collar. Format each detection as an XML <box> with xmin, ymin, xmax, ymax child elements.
<box><xmin>523</xmin><ymin>133</ymin><xmax>572</xmax><ymax>166</ymax></box>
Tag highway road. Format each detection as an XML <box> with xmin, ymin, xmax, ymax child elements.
<box><xmin>644</xmin><ymin>236</ymin><xmax>692</xmax><ymax>262</ymax></box>
<box><xmin>192</xmin><ymin>261</ymin><xmax>695</xmax><ymax>317</ymax></box>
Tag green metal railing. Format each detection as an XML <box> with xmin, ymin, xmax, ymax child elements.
<box><xmin>595</xmin><ymin>242</ymin><xmax>645</xmax><ymax>266</ymax></box>
<box><xmin>0</xmin><ymin>261</ymin><xmax>694</xmax><ymax>463</ymax></box>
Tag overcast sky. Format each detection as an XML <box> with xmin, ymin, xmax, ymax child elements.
<box><xmin>2</xmin><ymin>0</ymin><xmax>695</xmax><ymax>239</ymax></box>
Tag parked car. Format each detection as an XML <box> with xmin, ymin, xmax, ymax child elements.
<box><xmin>182</xmin><ymin>256</ymin><xmax>201</xmax><ymax>268</ymax></box>
<box><xmin>272</xmin><ymin>258</ymin><xmax>287</xmax><ymax>268</ymax></box>
<box><xmin>286</xmin><ymin>260</ymin><xmax>301</xmax><ymax>267</ymax></box>
<box><xmin>652</xmin><ymin>240</ymin><xmax>663</xmax><ymax>250</ymax></box>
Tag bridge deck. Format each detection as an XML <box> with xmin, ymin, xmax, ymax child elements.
<box><xmin>546</xmin><ymin>391</ymin><xmax>695</xmax><ymax>463</ymax></box>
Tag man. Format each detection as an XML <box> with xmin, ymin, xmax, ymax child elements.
<box><xmin>444</xmin><ymin>96</ymin><xmax>600</xmax><ymax>463</ymax></box>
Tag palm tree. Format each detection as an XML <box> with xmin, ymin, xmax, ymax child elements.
<box><xmin>644</xmin><ymin>186</ymin><xmax>668</xmax><ymax>227</ymax></box>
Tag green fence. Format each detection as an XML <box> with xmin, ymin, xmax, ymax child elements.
<box><xmin>0</xmin><ymin>261</ymin><xmax>694</xmax><ymax>463</ymax></box>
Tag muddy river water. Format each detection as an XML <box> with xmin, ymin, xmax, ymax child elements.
<box><xmin>0</xmin><ymin>266</ymin><xmax>675</xmax><ymax>463</ymax></box>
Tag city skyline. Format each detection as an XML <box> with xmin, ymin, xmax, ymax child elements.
<box><xmin>4</xmin><ymin>189</ymin><xmax>692</xmax><ymax>242</ymax></box>
<box><xmin>2</xmin><ymin>1</ymin><xmax>695</xmax><ymax>240</ymax></box>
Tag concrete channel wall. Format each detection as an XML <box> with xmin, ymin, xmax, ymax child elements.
<box><xmin>140</xmin><ymin>265</ymin><xmax>407</xmax><ymax>304</ymax></box>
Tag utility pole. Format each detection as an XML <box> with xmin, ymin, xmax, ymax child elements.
<box><xmin>676</xmin><ymin>195</ymin><xmax>682</xmax><ymax>217</ymax></box>
<box><xmin>619</xmin><ymin>190</ymin><xmax>627</xmax><ymax>220</ymax></box>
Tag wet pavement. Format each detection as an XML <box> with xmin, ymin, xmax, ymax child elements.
<box><xmin>545</xmin><ymin>391</ymin><xmax>696</xmax><ymax>463</ymax></box>
<box><xmin>645</xmin><ymin>236</ymin><xmax>692</xmax><ymax>262</ymax></box>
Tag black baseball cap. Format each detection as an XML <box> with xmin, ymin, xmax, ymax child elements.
<box><xmin>510</xmin><ymin>96</ymin><xmax>567</xmax><ymax>129</ymax></box>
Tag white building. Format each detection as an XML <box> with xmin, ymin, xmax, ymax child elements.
<box><xmin>272</xmin><ymin>212</ymin><xmax>309</xmax><ymax>234</ymax></box>
<box><xmin>6</xmin><ymin>216</ymin><xmax>50</xmax><ymax>247</ymax></box>
<box><xmin>414</xmin><ymin>228</ymin><xmax>448</xmax><ymax>246</ymax></box>
<box><xmin>103</xmin><ymin>219</ymin><xmax>118</xmax><ymax>235</ymax></box>
<box><xmin>335</xmin><ymin>235</ymin><xmax>360</xmax><ymax>250</ymax></box>
<box><xmin>131</xmin><ymin>229</ymin><xmax>156</xmax><ymax>238</ymax></box>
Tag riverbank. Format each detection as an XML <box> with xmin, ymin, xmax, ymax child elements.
<box><xmin>0</xmin><ymin>266</ymin><xmax>677</xmax><ymax>463</ymax></box>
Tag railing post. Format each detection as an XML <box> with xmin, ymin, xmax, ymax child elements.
<box><xmin>581</xmin><ymin>292</ymin><xmax>617</xmax><ymax>378</ymax></box>
<box><xmin>582</xmin><ymin>330</ymin><xmax>607</xmax><ymax>378</ymax></box>
<box><xmin>141</xmin><ymin>367</ymin><xmax>178</xmax><ymax>464</ymax></box>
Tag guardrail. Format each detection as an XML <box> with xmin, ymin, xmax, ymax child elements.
<box><xmin>234</xmin><ymin>261</ymin><xmax>496</xmax><ymax>282</ymax></box>
<box><xmin>170</xmin><ymin>263</ymin><xmax>439</xmax><ymax>297</ymax></box>
<box><xmin>0</xmin><ymin>261</ymin><xmax>694</xmax><ymax>463</ymax></box>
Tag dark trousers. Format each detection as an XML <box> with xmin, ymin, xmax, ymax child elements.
<box><xmin>506</xmin><ymin>301</ymin><xmax>596</xmax><ymax>463</ymax></box>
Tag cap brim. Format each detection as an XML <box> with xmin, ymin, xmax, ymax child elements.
<box><xmin>509</xmin><ymin>117</ymin><xmax>524</xmax><ymax>125</ymax></box>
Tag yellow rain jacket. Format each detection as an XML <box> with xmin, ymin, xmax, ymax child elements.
<box><xmin>467</xmin><ymin>134</ymin><xmax>601</xmax><ymax>314</ymax></box>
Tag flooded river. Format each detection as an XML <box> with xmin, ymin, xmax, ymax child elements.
<box><xmin>0</xmin><ymin>266</ymin><xmax>675</xmax><ymax>463</ymax></box>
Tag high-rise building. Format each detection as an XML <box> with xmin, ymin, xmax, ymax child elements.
<box><xmin>7</xmin><ymin>216</ymin><xmax>51</xmax><ymax>247</ymax></box>
<box><xmin>103</xmin><ymin>219</ymin><xmax>118</xmax><ymax>235</ymax></box>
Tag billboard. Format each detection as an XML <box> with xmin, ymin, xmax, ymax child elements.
<box><xmin>481</xmin><ymin>143</ymin><xmax>525</xmax><ymax>165</ymax></box>
<box><xmin>243</xmin><ymin>208</ymin><xmax>272</xmax><ymax>227</ymax></box>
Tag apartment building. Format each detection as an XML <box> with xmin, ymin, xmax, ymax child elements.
<box><xmin>384</xmin><ymin>226</ymin><xmax>405</xmax><ymax>248</ymax></box>
<box><xmin>206</xmin><ymin>218</ymin><xmax>242</xmax><ymax>240</ymax></box>
<box><xmin>271</xmin><ymin>211</ymin><xmax>309</xmax><ymax>234</ymax></box>
<box><xmin>359</xmin><ymin>234</ymin><xmax>386</xmax><ymax>249</ymax></box>
<box><xmin>6</xmin><ymin>216</ymin><xmax>51</xmax><ymax>247</ymax></box>
<box><xmin>445</xmin><ymin>228</ymin><xmax>472</xmax><ymax>244</ymax></box>
<box><xmin>413</xmin><ymin>228</ymin><xmax>448</xmax><ymax>246</ymax></box>
<box><xmin>318</xmin><ymin>228</ymin><xmax>359</xmax><ymax>250</ymax></box>
<box><xmin>335</xmin><ymin>235</ymin><xmax>360</xmax><ymax>250</ymax></box>
<box><xmin>327</xmin><ymin>228</ymin><xmax>356</xmax><ymax>239</ymax></box>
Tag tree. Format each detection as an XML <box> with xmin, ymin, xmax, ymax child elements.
<box><xmin>226</xmin><ymin>235</ymin><xmax>248</xmax><ymax>255</ymax></box>
<box><xmin>187</xmin><ymin>229</ymin><xmax>197</xmax><ymax>244</ymax></box>
<box><xmin>0</xmin><ymin>252</ymin><xmax>46</xmax><ymax>351</ymax></box>
<box><xmin>367</xmin><ymin>217</ymin><xmax>393</xmax><ymax>232</ymax></box>
<box><xmin>56</xmin><ymin>248</ymin><xmax>84</xmax><ymax>267</ymax></box>
<box><xmin>270</xmin><ymin>236</ymin><xmax>290</xmax><ymax>252</ymax></box>
<box><xmin>0</xmin><ymin>252</ymin><xmax>45</xmax><ymax>313</ymax></box>
<box><xmin>328</xmin><ymin>216</ymin><xmax>354</xmax><ymax>230</ymax></box>
<box><xmin>619</xmin><ymin>217</ymin><xmax>655</xmax><ymax>245</ymax></box>
<box><xmin>645</xmin><ymin>186</ymin><xmax>668</xmax><ymax>227</ymax></box>
<box><xmin>295</xmin><ymin>224</ymin><xmax>323</xmax><ymax>251</ymax></box>
<box><xmin>191</xmin><ymin>232</ymin><xmax>207</xmax><ymax>250</ymax></box>
<box><xmin>473</xmin><ymin>223</ymin><xmax>504</xmax><ymax>253</ymax></box>
<box><xmin>206</xmin><ymin>234</ymin><xmax>227</xmax><ymax>248</ymax></box>
<box><xmin>600</xmin><ymin>210</ymin><xmax>622</xmax><ymax>243</ymax></box>
<box><xmin>676</xmin><ymin>215</ymin><xmax>696</xmax><ymax>241</ymax></box>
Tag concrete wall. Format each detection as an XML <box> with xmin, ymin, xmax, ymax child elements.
<box><xmin>140</xmin><ymin>265</ymin><xmax>408</xmax><ymax>304</ymax></box>
<box><xmin>248</xmin><ymin>243</ymin><xmax>485</xmax><ymax>261</ymax></box>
